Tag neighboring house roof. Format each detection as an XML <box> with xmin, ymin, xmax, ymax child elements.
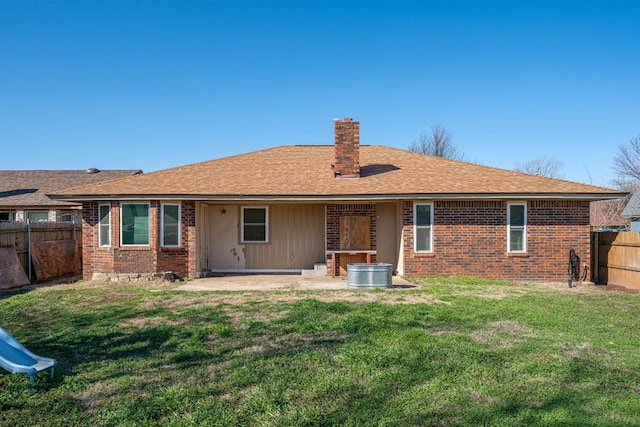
<box><xmin>0</xmin><ymin>169</ymin><xmax>142</xmax><ymax>208</ymax></box>
<box><xmin>621</xmin><ymin>192</ymin><xmax>640</xmax><ymax>218</ymax></box>
<box><xmin>52</xmin><ymin>145</ymin><xmax>622</xmax><ymax>201</ymax></box>
<box><xmin>590</xmin><ymin>199</ymin><xmax>628</xmax><ymax>228</ymax></box>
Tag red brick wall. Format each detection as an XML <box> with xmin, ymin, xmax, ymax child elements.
<box><xmin>82</xmin><ymin>200</ymin><xmax>197</xmax><ymax>280</ymax></box>
<box><xmin>157</xmin><ymin>201</ymin><xmax>196</xmax><ymax>278</ymax></box>
<box><xmin>402</xmin><ymin>200</ymin><xmax>591</xmax><ymax>282</ymax></box>
<box><xmin>326</xmin><ymin>203</ymin><xmax>376</xmax><ymax>276</ymax></box>
<box><xmin>333</xmin><ymin>118</ymin><xmax>360</xmax><ymax>177</ymax></box>
<box><xmin>81</xmin><ymin>202</ymin><xmax>97</xmax><ymax>280</ymax></box>
<box><xmin>81</xmin><ymin>198</ymin><xmax>590</xmax><ymax>282</ymax></box>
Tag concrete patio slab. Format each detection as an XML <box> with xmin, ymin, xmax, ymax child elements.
<box><xmin>175</xmin><ymin>274</ymin><xmax>413</xmax><ymax>291</ymax></box>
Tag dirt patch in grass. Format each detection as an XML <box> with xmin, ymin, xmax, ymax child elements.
<box><xmin>244</xmin><ymin>331</ymin><xmax>348</xmax><ymax>356</ymax></box>
<box><xmin>222</xmin><ymin>304</ymin><xmax>289</xmax><ymax>329</ymax></box>
<box><xmin>526</xmin><ymin>281</ymin><xmax>639</xmax><ymax>295</ymax></box>
<box><xmin>469</xmin><ymin>320</ymin><xmax>538</xmax><ymax>349</ymax></box>
<box><xmin>73</xmin><ymin>379</ymin><xmax>121</xmax><ymax>412</ymax></box>
<box><xmin>450</xmin><ymin>281</ymin><xmax>629</xmax><ymax>299</ymax></box>
<box><xmin>119</xmin><ymin>316</ymin><xmax>188</xmax><ymax>329</ymax></box>
<box><xmin>426</xmin><ymin>325</ymin><xmax>459</xmax><ymax>336</ymax></box>
<box><xmin>451</xmin><ymin>285</ymin><xmax>529</xmax><ymax>299</ymax></box>
<box><xmin>10</xmin><ymin>277</ymin><xmax>637</xmax><ymax>315</ymax></box>
<box><xmin>137</xmin><ymin>289</ymin><xmax>448</xmax><ymax>308</ymax></box>
<box><xmin>138</xmin><ymin>294</ymin><xmax>219</xmax><ymax>312</ymax></box>
<box><xmin>559</xmin><ymin>341</ymin><xmax>594</xmax><ymax>358</ymax></box>
<box><xmin>468</xmin><ymin>388</ymin><xmax>502</xmax><ymax>405</ymax></box>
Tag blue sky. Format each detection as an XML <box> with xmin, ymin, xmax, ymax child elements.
<box><xmin>1</xmin><ymin>0</ymin><xmax>638</xmax><ymax>187</ymax></box>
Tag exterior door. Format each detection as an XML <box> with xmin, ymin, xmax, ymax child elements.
<box><xmin>376</xmin><ymin>203</ymin><xmax>399</xmax><ymax>272</ymax></box>
<box><xmin>208</xmin><ymin>205</ymin><xmax>246</xmax><ymax>270</ymax></box>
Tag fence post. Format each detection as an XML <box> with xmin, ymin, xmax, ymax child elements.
<box><xmin>593</xmin><ymin>232</ymin><xmax>599</xmax><ymax>283</ymax></box>
<box><xmin>27</xmin><ymin>218</ymin><xmax>32</xmax><ymax>283</ymax></box>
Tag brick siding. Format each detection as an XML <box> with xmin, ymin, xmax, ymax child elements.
<box><xmin>82</xmin><ymin>200</ymin><xmax>197</xmax><ymax>280</ymax></box>
<box><xmin>326</xmin><ymin>203</ymin><xmax>377</xmax><ymax>276</ymax></box>
<box><xmin>402</xmin><ymin>200</ymin><xmax>591</xmax><ymax>281</ymax></box>
<box><xmin>157</xmin><ymin>201</ymin><xmax>197</xmax><ymax>278</ymax></box>
<box><xmin>82</xmin><ymin>198</ymin><xmax>591</xmax><ymax>283</ymax></box>
<box><xmin>333</xmin><ymin>118</ymin><xmax>360</xmax><ymax>177</ymax></box>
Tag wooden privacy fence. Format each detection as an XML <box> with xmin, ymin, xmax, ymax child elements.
<box><xmin>0</xmin><ymin>221</ymin><xmax>82</xmax><ymax>284</ymax></box>
<box><xmin>593</xmin><ymin>232</ymin><xmax>640</xmax><ymax>289</ymax></box>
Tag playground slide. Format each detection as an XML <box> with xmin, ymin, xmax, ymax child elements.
<box><xmin>0</xmin><ymin>326</ymin><xmax>57</xmax><ymax>386</ymax></box>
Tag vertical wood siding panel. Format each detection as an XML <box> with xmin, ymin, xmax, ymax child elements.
<box><xmin>245</xmin><ymin>204</ymin><xmax>324</xmax><ymax>269</ymax></box>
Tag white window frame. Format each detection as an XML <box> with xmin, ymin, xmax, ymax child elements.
<box><xmin>98</xmin><ymin>203</ymin><xmax>111</xmax><ymax>247</ymax></box>
<box><xmin>161</xmin><ymin>202</ymin><xmax>181</xmax><ymax>247</ymax></box>
<box><xmin>241</xmin><ymin>206</ymin><xmax>269</xmax><ymax>243</ymax></box>
<box><xmin>26</xmin><ymin>211</ymin><xmax>49</xmax><ymax>222</ymax></box>
<box><xmin>507</xmin><ymin>202</ymin><xmax>527</xmax><ymax>253</ymax></box>
<box><xmin>120</xmin><ymin>202</ymin><xmax>151</xmax><ymax>247</ymax></box>
<box><xmin>413</xmin><ymin>202</ymin><xmax>434</xmax><ymax>253</ymax></box>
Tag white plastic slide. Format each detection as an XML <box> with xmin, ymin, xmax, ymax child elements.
<box><xmin>0</xmin><ymin>326</ymin><xmax>57</xmax><ymax>386</ymax></box>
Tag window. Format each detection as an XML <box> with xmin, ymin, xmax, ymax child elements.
<box><xmin>242</xmin><ymin>207</ymin><xmax>268</xmax><ymax>243</ymax></box>
<box><xmin>0</xmin><ymin>212</ymin><xmax>12</xmax><ymax>222</ymax></box>
<box><xmin>99</xmin><ymin>204</ymin><xmax>111</xmax><ymax>247</ymax></box>
<box><xmin>161</xmin><ymin>203</ymin><xmax>180</xmax><ymax>247</ymax></box>
<box><xmin>120</xmin><ymin>203</ymin><xmax>150</xmax><ymax>246</ymax></box>
<box><xmin>27</xmin><ymin>211</ymin><xmax>49</xmax><ymax>222</ymax></box>
<box><xmin>507</xmin><ymin>202</ymin><xmax>526</xmax><ymax>253</ymax></box>
<box><xmin>414</xmin><ymin>202</ymin><xmax>433</xmax><ymax>252</ymax></box>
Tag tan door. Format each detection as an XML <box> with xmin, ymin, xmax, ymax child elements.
<box><xmin>376</xmin><ymin>203</ymin><xmax>399</xmax><ymax>271</ymax></box>
<box><xmin>208</xmin><ymin>205</ymin><xmax>246</xmax><ymax>270</ymax></box>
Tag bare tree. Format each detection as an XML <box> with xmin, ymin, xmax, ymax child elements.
<box><xmin>515</xmin><ymin>156</ymin><xmax>564</xmax><ymax>178</ymax></box>
<box><xmin>600</xmin><ymin>136</ymin><xmax>640</xmax><ymax>230</ymax></box>
<box><xmin>591</xmin><ymin>197</ymin><xmax>630</xmax><ymax>231</ymax></box>
<box><xmin>409</xmin><ymin>123</ymin><xmax>463</xmax><ymax>160</ymax></box>
<box><xmin>612</xmin><ymin>134</ymin><xmax>640</xmax><ymax>185</ymax></box>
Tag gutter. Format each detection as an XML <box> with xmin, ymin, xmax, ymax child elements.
<box><xmin>49</xmin><ymin>192</ymin><xmax>627</xmax><ymax>202</ymax></box>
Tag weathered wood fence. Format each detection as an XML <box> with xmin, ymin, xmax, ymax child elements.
<box><xmin>0</xmin><ymin>221</ymin><xmax>82</xmax><ymax>282</ymax></box>
<box><xmin>593</xmin><ymin>232</ymin><xmax>640</xmax><ymax>289</ymax></box>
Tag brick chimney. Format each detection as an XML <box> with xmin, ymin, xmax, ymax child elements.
<box><xmin>333</xmin><ymin>118</ymin><xmax>360</xmax><ymax>178</ymax></box>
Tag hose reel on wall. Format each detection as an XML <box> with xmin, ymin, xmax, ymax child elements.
<box><xmin>568</xmin><ymin>248</ymin><xmax>588</xmax><ymax>288</ymax></box>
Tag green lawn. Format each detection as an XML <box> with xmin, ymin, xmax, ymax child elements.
<box><xmin>1</xmin><ymin>278</ymin><xmax>640</xmax><ymax>426</ymax></box>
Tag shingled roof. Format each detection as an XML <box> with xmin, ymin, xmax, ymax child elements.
<box><xmin>622</xmin><ymin>192</ymin><xmax>640</xmax><ymax>217</ymax></box>
<box><xmin>52</xmin><ymin>145</ymin><xmax>621</xmax><ymax>201</ymax></box>
<box><xmin>0</xmin><ymin>169</ymin><xmax>142</xmax><ymax>207</ymax></box>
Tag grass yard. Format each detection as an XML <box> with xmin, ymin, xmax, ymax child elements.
<box><xmin>1</xmin><ymin>277</ymin><xmax>640</xmax><ymax>426</ymax></box>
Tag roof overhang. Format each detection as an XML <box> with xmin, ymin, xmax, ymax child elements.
<box><xmin>50</xmin><ymin>192</ymin><xmax>626</xmax><ymax>203</ymax></box>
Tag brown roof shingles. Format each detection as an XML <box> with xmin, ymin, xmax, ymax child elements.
<box><xmin>0</xmin><ymin>169</ymin><xmax>141</xmax><ymax>207</ymax></box>
<box><xmin>52</xmin><ymin>146</ymin><xmax>621</xmax><ymax>200</ymax></box>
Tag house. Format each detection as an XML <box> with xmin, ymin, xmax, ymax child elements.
<box><xmin>621</xmin><ymin>191</ymin><xmax>640</xmax><ymax>231</ymax></box>
<box><xmin>51</xmin><ymin>119</ymin><xmax>623</xmax><ymax>282</ymax></box>
<box><xmin>0</xmin><ymin>169</ymin><xmax>141</xmax><ymax>223</ymax></box>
